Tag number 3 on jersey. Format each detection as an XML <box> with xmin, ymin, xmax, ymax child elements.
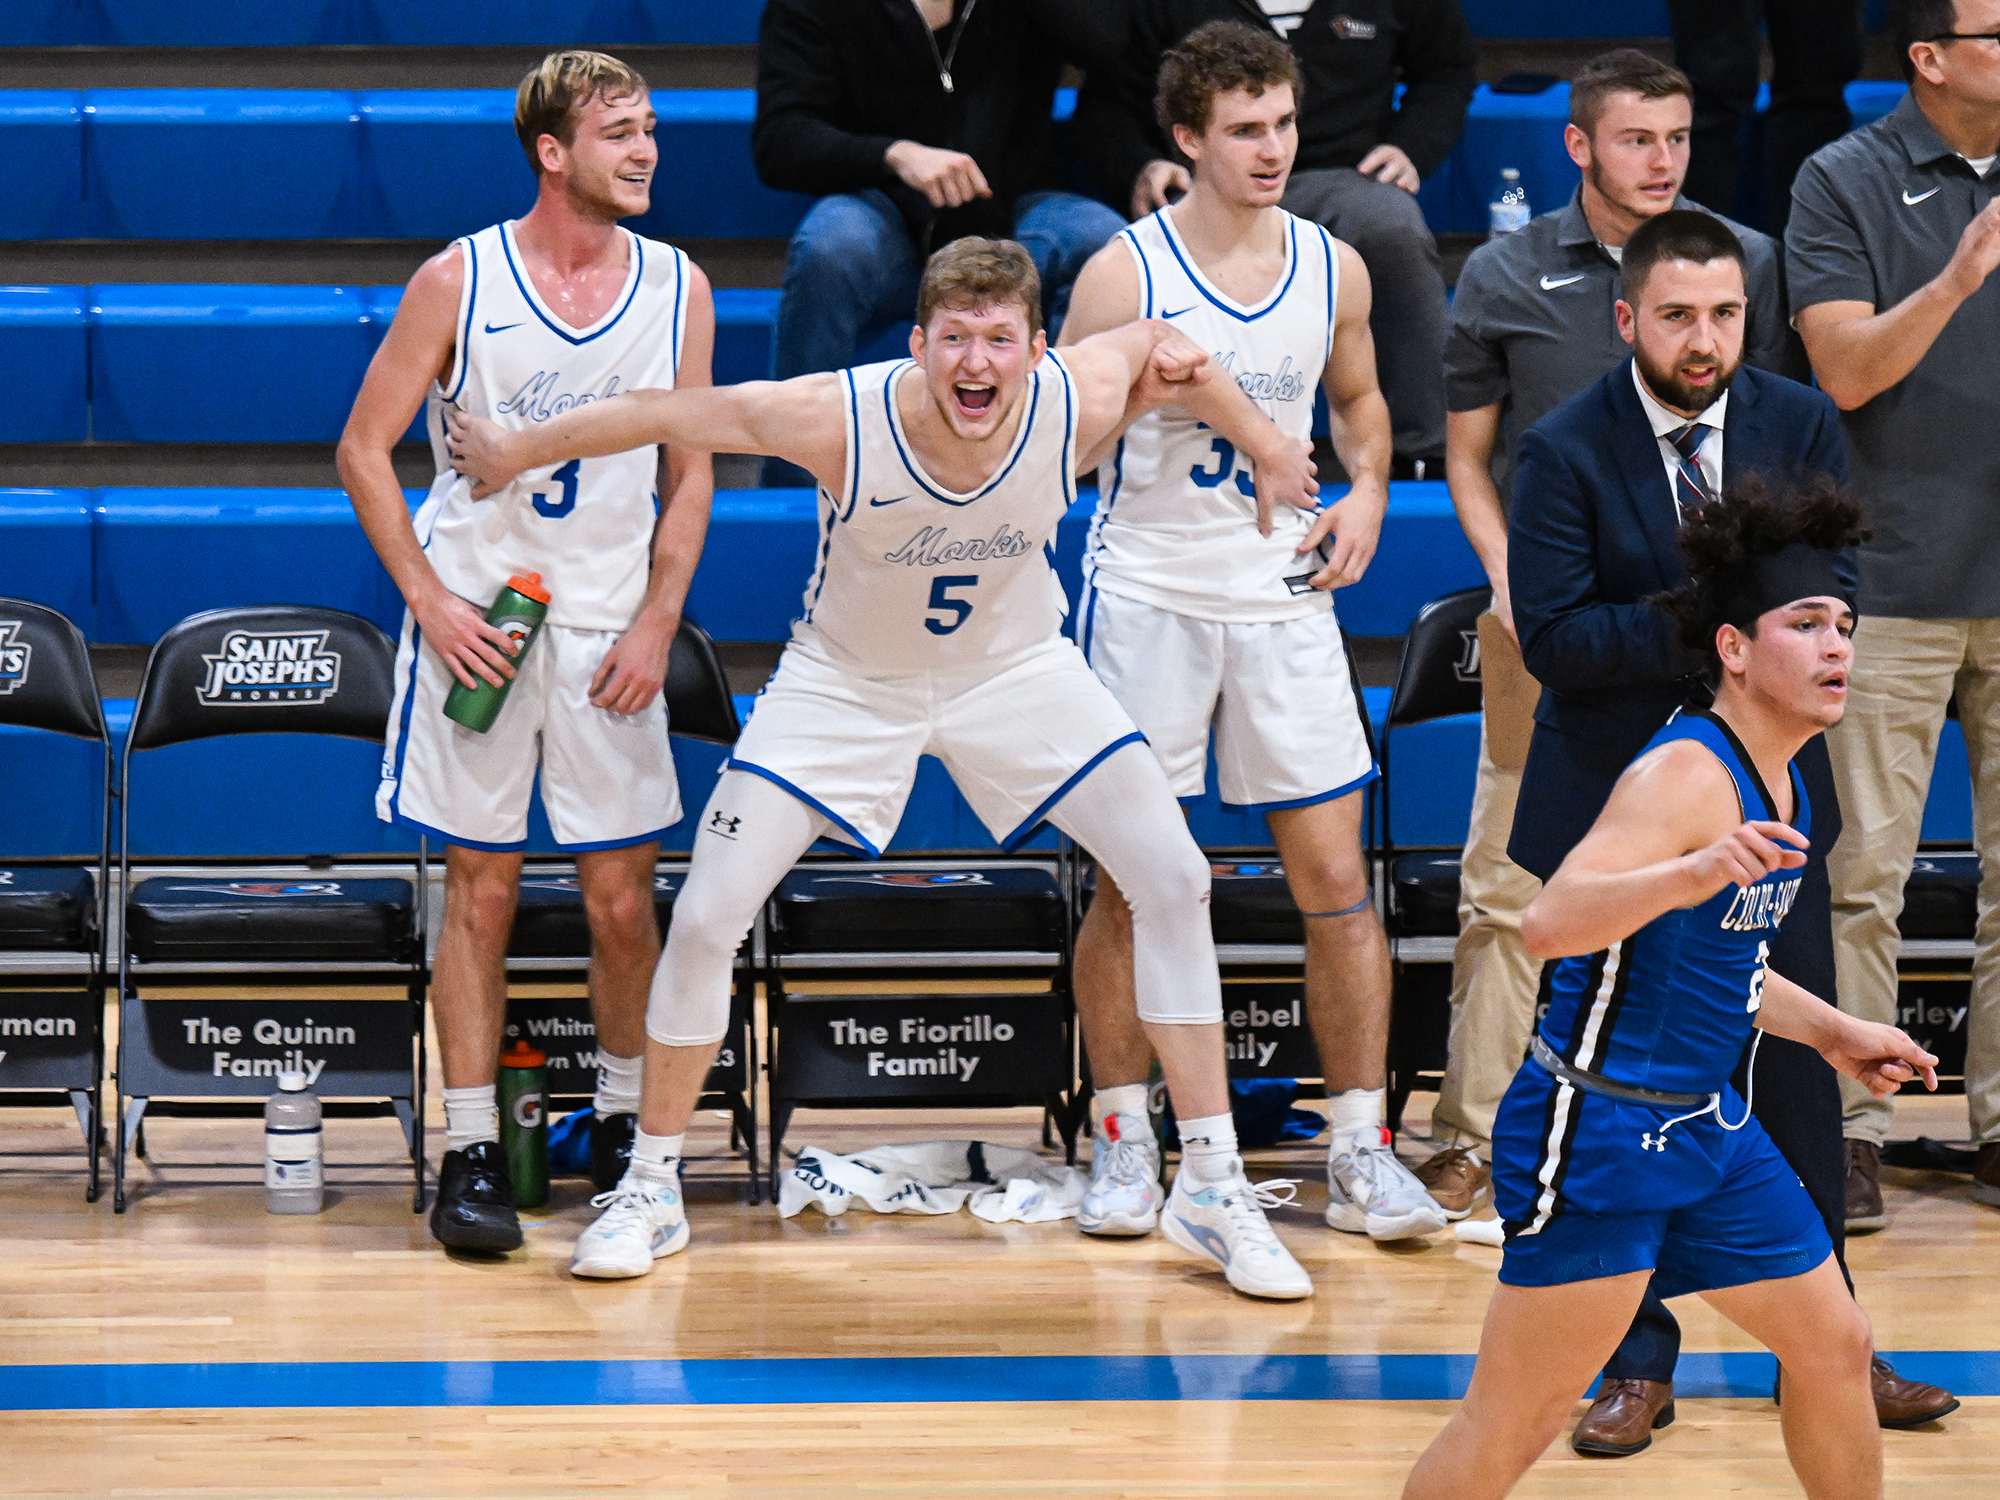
<box><xmin>1188</xmin><ymin>431</ymin><xmax>1257</xmax><ymax>500</ymax></box>
<box><xmin>532</xmin><ymin>458</ymin><xmax>581</xmax><ymax>519</ymax></box>
<box><xmin>925</xmin><ymin>575</ymin><xmax>978</xmax><ymax>636</ymax></box>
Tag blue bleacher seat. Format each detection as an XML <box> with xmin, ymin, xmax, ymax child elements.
<box><xmin>89</xmin><ymin>285</ymin><xmax>381</xmax><ymax>443</ymax></box>
<box><xmin>683</xmin><ymin>489</ymin><xmax>820</xmax><ymax>640</ymax></box>
<box><xmin>89</xmin><ymin>0</ymin><xmax>361</xmax><ymax>46</ymax></box>
<box><xmin>713</xmin><ymin>287</ymin><xmax>781</xmax><ymax>386</ymax></box>
<box><xmin>91</xmin><ymin>489</ymin><xmax>416</xmax><ymax>644</ymax></box>
<box><xmin>359</xmin><ymin>91</ymin><xmax>535</xmax><ymax>239</ymax></box>
<box><xmin>0</xmin><ymin>288</ymin><xmax>87</xmax><ymax>442</ymax></box>
<box><xmin>1418</xmin><ymin>83</ymin><xmax>1578</xmax><ymax>237</ymax></box>
<box><xmin>84</xmin><ymin>91</ymin><xmax>362</xmax><ymax>240</ymax></box>
<box><xmin>0</xmin><ymin>491</ymin><xmax>94</xmax><ymax>635</ymax></box>
<box><xmin>4</xmin><ymin>0</ymin><xmax>769</xmax><ymax>47</ymax></box>
<box><xmin>0</xmin><ymin>0</ymin><xmax>85</xmax><ymax>45</ymax></box>
<box><xmin>1331</xmin><ymin>483</ymin><xmax>1487</xmax><ymax>638</ymax></box>
<box><xmin>0</xmin><ymin>92</ymin><xmax>84</xmax><ymax>240</ymax></box>
<box><xmin>630</xmin><ymin>90</ymin><xmax>814</xmax><ymax>240</ymax></box>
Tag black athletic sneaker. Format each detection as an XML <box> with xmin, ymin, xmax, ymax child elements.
<box><xmin>591</xmin><ymin>1110</ymin><xmax>638</xmax><ymax>1193</ymax></box>
<box><xmin>430</xmin><ymin>1140</ymin><xmax>523</xmax><ymax>1251</ymax></box>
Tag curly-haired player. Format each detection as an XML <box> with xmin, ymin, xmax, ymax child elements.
<box><xmin>1403</xmin><ymin>478</ymin><xmax>1938</xmax><ymax>1500</ymax></box>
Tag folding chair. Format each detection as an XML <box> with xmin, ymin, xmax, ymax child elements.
<box><xmin>0</xmin><ymin>600</ymin><xmax>112</xmax><ymax>1198</ymax></box>
<box><xmin>112</xmin><ymin>606</ymin><xmax>427</xmax><ymax>1212</ymax></box>
<box><xmin>500</xmin><ymin>620</ymin><xmax>760</xmax><ymax>1196</ymax></box>
<box><xmin>1379</xmin><ymin>585</ymin><xmax>1490</xmax><ymax>1129</ymax></box>
<box><xmin>763</xmin><ymin>848</ymin><xmax>1078</xmax><ymax>1201</ymax></box>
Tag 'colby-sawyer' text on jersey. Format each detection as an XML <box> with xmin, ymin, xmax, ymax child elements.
<box><xmin>795</xmin><ymin>355</ymin><xmax>1077</xmax><ymax>672</ymax></box>
<box><xmin>417</xmin><ymin>221</ymin><xmax>689</xmax><ymax>631</ymax></box>
<box><xmin>1086</xmin><ymin>207</ymin><xmax>1338</xmax><ymax>622</ymax></box>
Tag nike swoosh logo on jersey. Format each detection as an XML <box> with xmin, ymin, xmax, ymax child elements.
<box><xmin>1539</xmin><ymin>274</ymin><xmax>1586</xmax><ymax>290</ymax></box>
<box><xmin>868</xmin><ymin>495</ymin><xmax>913</xmax><ymax>507</ymax></box>
<box><xmin>1903</xmin><ymin>186</ymin><xmax>1941</xmax><ymax>205</ymax></box>
<box><xmin>1160</xmin><ymin>306</ymin><xmax>1196</xmax><ymax>319</ymax></box>
<box><xmin>483</xmin><ymin>321</ymin><xmax>524</xmax><ymax>334</ymax></box>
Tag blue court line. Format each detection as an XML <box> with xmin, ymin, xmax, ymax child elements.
<box><xmin>3</xmin><ymin>1352</ymin><xmax>1997</xmax><ymax>1412</ymax></box>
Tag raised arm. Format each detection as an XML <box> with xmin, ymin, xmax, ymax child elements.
<box><xmin>447</xmin><ymin>372</ymin><xmax>848</xmax><ymax>499</ymax></box>
<box><xmin>1064</xmin><ymin>316</ymin><xmax>1319</xmax><ymax>526</ymax></box>
<box><xmin>337</xmin><ymin>245</ymin><xmax>520</xmax><ymax>692</ymax></box>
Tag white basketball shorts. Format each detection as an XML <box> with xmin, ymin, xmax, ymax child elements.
<box><xmin>377</xmin><ymin>614</ymin><xmax>682</xmax><ymax>852</ymax></box>
<box><xmin>727</xmin><ymin>631</ymin><xmax>1146</xmax><ymax>856</ymax></box>
<box><xmin>1079</xmin><ymin>583</ymin><xmax>1377</xmax><ymax>811</ymax></box>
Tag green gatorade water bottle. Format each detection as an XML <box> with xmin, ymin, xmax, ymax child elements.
<box><xmin>442</xmin><ymin>573</ymin><xmax>550</xmax><ymax>733</ymax></box>
<box><xmin>499</xmin><ymin>1039</ymin><xmax>549</xmax><ymax>1209</ymax></box>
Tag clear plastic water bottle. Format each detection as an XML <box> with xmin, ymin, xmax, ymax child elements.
<box><xmin>265</xmin><ymin>1071</ymin><xmax>323</xmax><ymax>1214</ymax></box>
<box><xmin>1489</xmin><ymin>168</ymin><xmax>1531</xmax><ymax>236</ymax></box>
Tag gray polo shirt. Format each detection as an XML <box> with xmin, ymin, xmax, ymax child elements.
<box><xmin>1445</xmin><ymin>187</ymin><xmax>1798</xmax><ymax>488</ymax></box>
<box><xmin>1788</xmin><ymin>92</ymin><xmax>2000</xmax><ymax>619</ymax></box>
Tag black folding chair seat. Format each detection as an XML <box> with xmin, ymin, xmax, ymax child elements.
<box><xmin>770</xmin><ymin>866</ymin><xmax>1064</xmax><ymax>955</ymax></box>
<box><xmin>1390</xmin><ymin>854</ymin><xmax>1462</xmax><ymax>938</ymax></box>
<box><xmin>1206</xmin><ymin>860</ymin><xmax>1303</xmax><ymax>946</ymax></box>
<box><xmin>125</xmin><ymin>877</ymin><xmax>418</xmax><ymax>963</ymax></box>
<box><xmin>1901</xmin><ymin>853</ymin><xmax>1981</xmax><ymax>941</ymax></box>
<box><xmin>508</xmin><ymin>871</ymin><xmax>684</xmax><ymax>958</ymax></box>
<box><xmin>0</xmin><ymin>868</ymin><xmax>97</xmax><ymax>951</ymax></box>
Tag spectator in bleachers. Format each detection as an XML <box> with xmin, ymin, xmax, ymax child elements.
<box><xmin>752</xmin><ymin>0</ymin><xmax>1124</xmax><ymax>484</ymax></box>
<box><xmin>1787</xmin><ymin>0</ymin><xmax>2000</xmax><ymax>1225</ymax></box>
<box><xmin>1075</xmin><ymin>0</ymin><xmax>1476</xmax><ymax>477</ymax></box>
<box><xmin>1429</xmin><ymin>50</ymin><xmax>1794</xmax><ymax>1213</ymax></box>
<box><xmin>1506</xmin><ymin>209</ymin><xmax>1955</xmax><ymax>1447</ymax></box>
<box><xmin>1667</xmin><ymin>1</ymin><xmax>1866</xmax><ymax>238</ymax></box>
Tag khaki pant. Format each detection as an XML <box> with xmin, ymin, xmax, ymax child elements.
<box><xmin>1434</xmin><ymin>614</ymin><xmax>1545</xmax><ymax>1150</ymax></box>
<box><xmin>1826</xmin><ymin>614</ymin><xmax>2000</xmax><ymax>1146</ymax></box>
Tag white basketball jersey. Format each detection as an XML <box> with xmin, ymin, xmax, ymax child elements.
<box><xmin>795</xmin><ymin>355</ymin><xmax>1078</xmax><ymax>672</ymax></box>
<box><xmin>1086</xmin><ymin>207</ymin><xmax>1338</xmax><ymax>623</ymax></box>
<box><xmin>415</xmin><ymin>221</ymin><xmax>689</xmax><ymax>632</ymax></box>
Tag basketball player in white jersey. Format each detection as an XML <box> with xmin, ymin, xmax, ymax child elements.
<box><xmin>449</xmin><ymin>237</ymin><xmax>1327</xmax><ymax>1298</ymax></box>
<box><xmin>1058</xmin><ymin>23</ymin><xmax>1449</xmax><ymax>1246</ymax></box>
<box><xmin>338</xmin><ymin>51</ymin><xmax>715</xmax><ymax>1253</ymax></box>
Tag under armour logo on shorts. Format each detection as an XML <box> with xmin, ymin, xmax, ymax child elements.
<box><xmin>1641</xmin><ymin>1133</ymin><xmax>1668</xmax><ymax>1152</ymax></box>
<box><xmin>705</xmin><ymin>811</ymin><xmax>741</xmax><ymax>840</ymax></box>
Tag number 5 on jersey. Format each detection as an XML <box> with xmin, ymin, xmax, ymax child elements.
<box><xmin>925</xmin><ymin>575</ymin><xmax>978</xmax><ymax>636</ymax></box>
<box><xmin>532</xmin><ymin>458</ymin><xmax>581</xmax><ymax>519</ymax></box>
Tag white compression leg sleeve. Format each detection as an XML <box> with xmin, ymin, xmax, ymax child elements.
<box><xmin>646</xmin><ymin>770</ymin><xmax>827</xmax><ymax>1046</ymax></box>
<box><xmin>1048</xmin><ymin>743</ymin><xmax>1224</xmax><ymax>1025</ymax></box>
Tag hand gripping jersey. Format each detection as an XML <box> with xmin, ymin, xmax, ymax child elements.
<box><xmin>796</xmin><ymin>354</ymin><xmax>1078</xmax><ymax>672</ymax></box>
<box><xmin>415</xmin><ymin>221</ymin><xmax>690</xmax><ymax>632</ymax></box>
<box><xmin>1086</xmin><ymin>206</ymin><xmax>1338</xmax><ymax>623</ymax></box>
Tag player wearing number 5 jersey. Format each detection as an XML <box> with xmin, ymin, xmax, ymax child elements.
<box><xmin>1057</xmin><ymin>24</ymin><xmax>1450</xmax><ymax>1247</ymax></box>
<box><xmin>449</xmin><ymin>235</ymin><xmax>1327</xmax><ymax>1299</ymax></box>
<box><xmin>340</xmin><ymin>52</ymin><xmax>715</xmax><ymax>1254</ymax></box>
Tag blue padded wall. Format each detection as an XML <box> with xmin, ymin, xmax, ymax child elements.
<box><xmin>84</xmin><ymin>91</ymin><xmax>362</xmax><ymax>239</ymax></box>
<box><xmin>89</xmin><ymin>285</ymin><xmax>381</xmax><ymax>443</ymax></box>
<box><xmin>0</xmin><ymin>288</ymin><xmax>88</xmax><ymax>442</ymax></box>
<box><xmin>0</xmin><ymin>92</ymin><xmax>85</xmax><ymax>240</ymax></box>
<box><xmin>359</xmin><ymin>91</ymin><xmax>536</xmax><ymax>239</ymax></box>
<box><xmin>0</xmin><ymin>0</ymin><xmax>85</xmax><ymax>44</ymax></box>
<box><xmin>0</xmin><ymin>490</ymin><xmax>94</xmax><ymax>637</ymax></box>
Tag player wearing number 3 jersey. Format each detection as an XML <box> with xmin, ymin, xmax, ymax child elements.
<box><xmin>449</xmin><ymin>235</ymin><xmax>1327</xmax><ymax>1298</ymax></box>
<box><xmin>341</xmin><ymin>52</ymin><xmax>716</xmax><ymax>1253</ymax></box>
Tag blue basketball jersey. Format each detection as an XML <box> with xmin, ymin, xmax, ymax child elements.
<box><xmin>1537</xmin><ymin>708</ymin><xmax>1809</xmax><ymax>1100</ymax></box>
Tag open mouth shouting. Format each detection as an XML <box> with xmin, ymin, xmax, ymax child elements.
<box><xmin>954</xmin><ymin>382</ymin><xmax>998</xmax><ymax>419</ymax></box>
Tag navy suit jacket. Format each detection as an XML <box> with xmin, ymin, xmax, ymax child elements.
<box><xmin>1505</xmin><ymin>360</ymin><xmax>1851</xmax><ymax>883</ymax></box>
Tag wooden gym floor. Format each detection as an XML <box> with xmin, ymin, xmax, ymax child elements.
<box><xmin>2</xmin><ymin>1076</ymin><xmax>1995</xmax><ymax>1498</ymax></box>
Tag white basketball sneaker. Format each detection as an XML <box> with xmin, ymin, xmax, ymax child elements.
<box><xmin>1161</xmin><ymin>1158</ymin><xmax>1314</xmax><ymax>1300</ymax></box>
<box><xmin>569</xmin><ymin>1171</ymin><xmax>689</xmax><ymax>1279</ymax></box>
<box><xmin>1325</xmin><ymin>1129</ymin><xmax>1450</xmax><ymax>1241</ymax></box>
<box><xmin>1077</xmin><ymin>1112</ymin><xmax>1164</xmax><ymax>1237</ymax></box>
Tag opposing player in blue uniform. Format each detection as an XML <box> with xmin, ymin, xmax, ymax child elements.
<box><xmin>1403</xmin><ymin>479</ymin><xmax>1939</xmax><ymax>1500</ymax></box>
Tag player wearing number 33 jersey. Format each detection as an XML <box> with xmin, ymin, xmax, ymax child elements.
<box><xmin>379</xmin><ymin>218</ymin><xmax>693</xmax><ymax>850</ymax></box>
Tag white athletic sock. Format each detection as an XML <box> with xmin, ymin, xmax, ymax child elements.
<box><xmin>1178</xmin><ymin>1112</ymin><xmax>1240</xmax><ymax>1184</ymax></box>
<box><xmin>628</xmin><ymin>1129</ymin><xmax>684</xmax><ymax>1186</ymax></box>
<box><xmin>1326</xmin><ymin>1088</ymin><xmax>1388</xmax><ymax>1154</ymax></box>
<box><xmin>593</xmin><ymin>1050</ymin><xmax>644</xmax><ymax>1117</ymax></box>
<box><xmin>1094</xmin><ymin>1083</ymin><xmax>1149</xmax><ymax>1130</ymax></box>
<box><xmin>443</xmin><ymin>1085</ymin><xmax>499</xmax><ymax>1153</ymax></box>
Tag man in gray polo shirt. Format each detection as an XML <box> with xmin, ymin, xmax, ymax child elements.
<box><xmin>1425</xmin><ymin>50</ymin><xmax>1794</xmax><ymax>1209</ymax></box>
<box><xmin>1788</xmin><ymin>0</ymin><xmax>2000</xmax><ymax>1225</ymax></box>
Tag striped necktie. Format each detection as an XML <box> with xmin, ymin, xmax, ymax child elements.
<box><xmin>1668</xmin><ymin>422</ymin><xmax>1714</xmax><ymax>513</ymax></box>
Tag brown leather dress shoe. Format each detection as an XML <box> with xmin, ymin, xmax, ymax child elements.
<box><xmin>1873</xmin><ymin>1356</ymin><xmax>1960</xmax><ymax>1427</ymax></box>
<box><xmin>1975</xmin><ymin>1142</ymin><xmax>2000</xmax><ymax>1208</ymax></box>
<box><xmin>1572</xmin><ymin>1378</ymin><xmax>1675</xmax><ymax>1456</ymax></box>
<box><xmin>1845</xmin><ymin>1139</ymin><xmax>1888</xmax><ymax>1232</ymax></box>
<box><xmin>1413</xmin><ymin>1145</ymin><xmax>1488</xmax><ymax>1220</ymax></box>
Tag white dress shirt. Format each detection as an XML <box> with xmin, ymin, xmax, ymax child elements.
<box><xmin>1632</xmin><ymin>359</ymin><xmax>1727</xmax><ymax>520</ymax></box>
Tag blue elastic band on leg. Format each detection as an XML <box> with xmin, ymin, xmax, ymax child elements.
<box><xmin>1301</xmin><ymin>896</ymin><xmax>1373</xmax><ymax>919</ymax></box>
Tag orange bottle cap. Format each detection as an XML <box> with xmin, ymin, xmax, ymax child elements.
<box><xmin>501</xmin><ymin>1039</ymin><xmax>546</xmax><ymax>1068</ymax></box>
<box><xmin>505</xmin><ymin>572</ymin><xmax>550</xmax><ymax>604</ymax></box>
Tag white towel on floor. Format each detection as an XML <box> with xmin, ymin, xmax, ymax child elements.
<box><xmin>777</xmin><ymin>1140</ymin><xmax>1089</xmax><ymax>1224</ymax></box>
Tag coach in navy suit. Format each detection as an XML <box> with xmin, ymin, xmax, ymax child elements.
<box><xmin>1501</xmin><ymin>211</ymin><xmax>1954</xmax><ymax>1446</ymax></box>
